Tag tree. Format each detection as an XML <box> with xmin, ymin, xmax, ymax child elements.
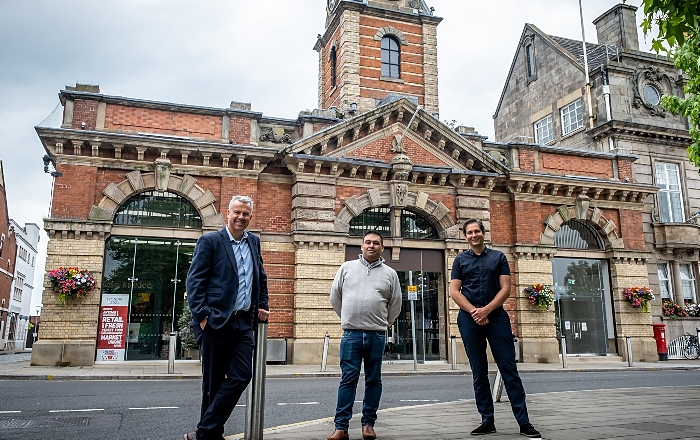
<box><xmin>629</xmin><ymin>0</ymin><xmax>700</xmax><ymax>164</ymax></box>
<box><xmin>178</xmin><ymin>302</ymin><xmax>198</xmax><ymax>358</ymax></box>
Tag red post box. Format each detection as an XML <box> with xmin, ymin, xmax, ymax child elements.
<box><xmin>652</xmin><ymin>323</ymin><xmax>668</xmax><ymax>361</ymax></box>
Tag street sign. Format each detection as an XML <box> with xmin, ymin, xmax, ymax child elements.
<box><xmin>407</xmin><ymin>285</ymin><xmax>418</xmax><ymax>300</ymax></box>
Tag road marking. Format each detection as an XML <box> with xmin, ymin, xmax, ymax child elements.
<box><xmin>49</xmin><ymin>409</ymin><xmax>104</xmax><ymax>413</ymax></box>
<box><xmin>277</xmin><ymin>402</ymin><xmax>319</xmax><ymax>406</ymax></box>
<box><xmin>128</xmin><ymin>406</ymin><xmax>179</xmax><ymax>410</ymax></box>
<box><xmin>400</xmin><ymin>399</ymin><xmax>440</xmax><ymax>402</ymax></box>
<box><xmin>0</xmin><ymin>411</ymin><xmax>21</xmax><ymax>414</ymax></box>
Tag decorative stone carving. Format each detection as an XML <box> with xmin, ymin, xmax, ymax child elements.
<box><xmin>391</xmin><ymin>183</ymin><xmax>408</xmax><ymax>207</ymax></box>
<box><xmin>390</xmin><ymin>134</ymin><xmax>405</xmax><ymax>154</ymax></box>
<box><xmin>293</xmin><ymin>182</ymin><xmax>335</xmax><ymax>198</ymax></box>
<box><xmin>633</xmin><ymin>66</ymin><xmax>671</xmax><ymax>117</ymax></box>
<box><xmin>102</xmin><ymin>183</ymin><xmax>126</xmax><ymax>205</ymax></box>
<box><xmin>259</xmin><ymin>126</ymin><xmax>294</xmax><ymax>143</ymax></box>
<box><xmin>575</xmin><ymin>195</ymin><xmax>590</xmax><ymax>220</ymax></box>
<box><xmin>154</xmin><ymin>158</ymin><xmax>171</xmax><ymax>192</ymax></box>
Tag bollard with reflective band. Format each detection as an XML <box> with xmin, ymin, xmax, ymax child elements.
<box><xmin>450</xmin><ymin>335</ymin><xmax>457</xmax><ymax>370</ymax></box>
<box><xmin>168</xmin><ymin>332</ymin><xmax>177</xmax><ymax>374</ymax></box>
<box><xmin>625</xmin><ymin>336</ymin><xmax>634</xmax><ymax>366</ymax></box>
<box><xmin>321</xmin><ymin>332</ymin><xmax>330</xmax><ymax>372</ymax></box>
<box><xmin>561</xmin><ymin>335</ymin><xmax>568</xmax><ymax>368</ymax></box>
<box><xmin>245</xmin><ymin>322</ymin><xmax>268</xmax><ymax>440</ymax></box>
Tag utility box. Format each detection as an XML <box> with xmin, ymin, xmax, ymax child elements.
<box><xmin>267</xmin><ymin>338</ymin><xmax>287</xmax><ymax>364</ymax></box>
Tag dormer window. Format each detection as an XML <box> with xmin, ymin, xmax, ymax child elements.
<box><xmin>381</xmin><ymin>36</ymin><xmax>400</xmax><ymax>79</ymax></box>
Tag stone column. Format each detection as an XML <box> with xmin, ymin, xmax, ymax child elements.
<box><xmin>512</xmin><ymin>246</ymin><xmax>559</xmax><ymax>363</ymax></box>
<box><xmin>609</xmin><ymin>251</ymin><xmax>656</xmax><ymax>362</ymax></box>
<box><xmin>291</xmin><ymin>242</ymin><xmax>346</xmax><ymax>365</ymax></box>
<box><xmin>671</xmin><ymin>259</ymin><xmax>686</xmax><ymax>306</ymax></box>
<box><xmin>31</xmin><ymin>220</ymin><xmax>111</xmax><ymax>367</ymax></box>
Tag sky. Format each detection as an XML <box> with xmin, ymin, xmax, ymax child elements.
<box><xmin>0</xmin><ymin>0</ymin><xmax>653</xmax><ymax>312</ymax></box>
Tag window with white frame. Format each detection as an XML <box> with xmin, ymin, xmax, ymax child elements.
<box><xmin>534</xmin><ymin>114</ymin><xmax>553</xmax><ymax>144</ymax></box>
<box><xmin>655</xmin><ymin>161</ymin><xmax>685</xmax><ymax>222</ymax></box>
<box><xmin>680</xmin><ymin>263</ymin><xmax>697</xmax><ymax>304</ymax></box>
<box><xmin>560</xmin><ymin>99</ymin><xmax>583</xmax><ymax>135</ymax></box>
<box><xmin>13</xmin><ymin>275</ymin><xmax>23</xmax><ymax>301</ymax></box>
<box><xmin>657</xmin><ymin>263</ymin><xmax>672</xmax><ymax>299</ymax></box>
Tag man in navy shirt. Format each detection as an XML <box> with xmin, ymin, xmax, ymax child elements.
<box><xmin>450</xmin><ymin>218</ymin><xmax>540</xmax><ymax>438</ymax></box>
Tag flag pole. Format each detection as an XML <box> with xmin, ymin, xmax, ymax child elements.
<box><xmin>578</xmin><ymin>0</ymin><xmax>595</xmax><ymax>128</ymax></box>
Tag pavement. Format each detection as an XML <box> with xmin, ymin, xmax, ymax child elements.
<box><xmin>1</xmin><ymin>351</ymin><xmax>699</xmax><ymax>439</ymax></box>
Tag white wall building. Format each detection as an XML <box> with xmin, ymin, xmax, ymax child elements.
<box><xmin>5</xmin><ymin>221</ymin><xmax>40</xmax><ymax>350</ymax></box>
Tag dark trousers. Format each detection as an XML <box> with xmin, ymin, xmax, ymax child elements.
<box><xmin>457</xmin><ymin>308</ymin><xmax>529</xmax><ymax>426</ymax></box>
<box><xmin>197</xmin><ymin>313</ymin><xmax>254</xmax><ymax>440</ymax></box>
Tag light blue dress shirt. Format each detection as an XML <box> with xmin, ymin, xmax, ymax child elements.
<box><xmin>225</xmin><ymin>227</ymin><xmax>253</xmax><ymax>312</ymax></box>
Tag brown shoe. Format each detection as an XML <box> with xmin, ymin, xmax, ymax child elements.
<box><xmin>326</xmin><ymin>429</ymin><xmax>349</xmax><ymax>440</ymax></box>
<box><xmin>362</xmin><ymin>425</ymin><xmax>376</xmax><ymax>440</ymax></box>
<box><xmin>183</xmin><ymin>433</ymin><xmax>196</xmax><ymax>440</ymax></box>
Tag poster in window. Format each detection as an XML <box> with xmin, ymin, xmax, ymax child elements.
<box><xmin>96</xmin><ymin>294</ymin><xmax>129</xmax><ymax>361</ymax></box>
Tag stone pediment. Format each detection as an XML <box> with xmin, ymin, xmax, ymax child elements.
<box><xmin>284</xmin><ymin>99</ymin><xmax>507</xmax><ymax>176</ymax></box>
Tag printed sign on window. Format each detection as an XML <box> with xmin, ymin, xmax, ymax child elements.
<box><xmin>96</xmin><ymin>294</ymin><xmax>130</xmax><ymax>361</ymax></box>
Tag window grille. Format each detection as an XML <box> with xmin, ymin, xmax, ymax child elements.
<box><xmin>114</xmin><ymin>191</ymin><xmax>202</xmax><ymax>229</ymax></box>
<box><xmin>534</xmin><ymin>114</ymin><xmax>553</xmax><ymax>144</ymax></box>
<box><xmin>560</xmin><ymin>100</ymin><xmax>583</xmax><ymax>135</ymax></box>
<box><xmin>349</xmin><ymin>208</ymin><xmax>437</xmax><ymax>239</ymax></box>
<box><xmin>554</xmin><ymin>220</ymin><xmax>603</xmax><ymax>250</ymax></box>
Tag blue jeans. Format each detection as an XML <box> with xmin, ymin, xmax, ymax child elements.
<box><xmin>457</xmin><ymin>308</ymin><xmax>529</xmax><ymax>426</ymax></box>
<box><xmin>334</xmin><ymin>330</ymin><xmax>386</xmax><ymax>430</ymax></box>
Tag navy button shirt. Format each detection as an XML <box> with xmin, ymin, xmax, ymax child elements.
<box><xmin>450</xmin><ymin>247</ymin><xmax>510</xmax><ymax>307</ymax></box>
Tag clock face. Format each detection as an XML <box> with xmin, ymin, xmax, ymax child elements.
<box><xmin>328</xmin><ymin>0</ymin><xmax>337</xmax><ymax>11</ymax></box>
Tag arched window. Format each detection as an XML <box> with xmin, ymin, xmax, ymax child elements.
<box><xmin>114</xmin><ymin>191</ymin><xmax>202</xmax><ymax>229</ymax></box>
<box><xmin>349</xmin><ymin>207</ymin><xmax>437</xmax><ymax>239</ymax></box>
<box><xmin>554</xmin><ymin>220</ymin><xmax>604</xmax><ymax>250</ymax></box>
<box><xmin>381</xmin><ymin>36</ymin><xmax>400</xmax><ymax>79</ymax></box>
<box><xmin>330</xmin><ymin>46</ymin><xmax>338</xmax><ymax>88</ymax></box>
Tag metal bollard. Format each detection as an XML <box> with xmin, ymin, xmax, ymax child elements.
<box><xmin>245</xmin><ymin>322</ymin><xmax>268</xmax><ymax>440</ymax></box>
<box><xmin>492</xmin><ymin>369</ymin><xmax>505</xmax><ymax>402</ymax></box>
<box><xmin>451</xmin><ymin>335</ymin><xmax>457</xmax><ymax>370</ymax></box>
<box><xmin>168</xmin><ymin>332</ymin><xmax>177</xmax><ymax>374</ymax></box>
<box><xmin>321</xmin><ymin>332</ymin><xmax>330</xmax><ymax>372</ymax></box>
<box><xmin>561</xmin><ymin>335</ymin><xmax>568</xmax><ymax>368</ymax></box>
<box><xmin>625</xmin><ymin>336</ymin><xmax>633</xmax><ymax>367</ymax></box>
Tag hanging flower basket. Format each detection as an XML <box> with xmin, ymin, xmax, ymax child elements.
<box><xmin>47</xmin><ymin>266</ymin><xmax>97</xmax><ymax>304</ymax></box>
<box><xmin>524</xmin><ymin>284</ymin><xmax>554</xmax><ymax>310</ymax></box>
<box><xmin>662</xmin><ymin>299</ymin><xmax>687</xmax><ymax>319</ymax></box>
<box><xmin>622</xmin><ymin>286</ymin><xmax>654</xmax><ymax>312</ymax></box>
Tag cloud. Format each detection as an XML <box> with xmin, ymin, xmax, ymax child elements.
<box><xmin>0</xmin><ymin>0</ymin><xmax>652</xmax><ymax>310</ymax></box>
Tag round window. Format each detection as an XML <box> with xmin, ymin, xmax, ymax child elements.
<box><xmin>643</xmin><ymin>84</ymin><xmax>661</xmax><ymax>105</ymax></box>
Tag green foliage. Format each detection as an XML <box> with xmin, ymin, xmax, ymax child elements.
<box><xmin>178</xmin><ymin>303</ymin><xmax>198</xmax><ymax>350</ymax></box>
<box><xmin>629</xmin><ymin>0</ymin><xmax>700</xmax><ymax>164</ymax></box>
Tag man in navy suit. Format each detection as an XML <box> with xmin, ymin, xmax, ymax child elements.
<box><xmin>184</xmin><ymin>195</ymin><xmax>269</xmax><ymax>440</ymax></box>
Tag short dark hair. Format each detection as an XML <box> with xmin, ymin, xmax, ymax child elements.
<box><xmin>363</xmin><ymin>230</ymin><xmax>384</xmax><ymax>245</ymax></box>
<box><xmin>462</xmin><ymin>218</ymin><xmax>484</xmax><ymax>235</ymax></box>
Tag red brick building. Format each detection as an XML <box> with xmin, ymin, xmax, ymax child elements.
<box><xmin>33</xmin><ymin>0</ymin><xmax>657</xmax><ymax>366</ymax></box>
<box><xmin>0</xmin><ymin>161</ymin><xmax>18</xmax><ymax>350</ymax></box>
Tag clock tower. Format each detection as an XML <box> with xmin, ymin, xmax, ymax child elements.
<box><xmin>314</xmin><ymin>0</ymin><xmax>441</xmax><ymax>116</ymax></box>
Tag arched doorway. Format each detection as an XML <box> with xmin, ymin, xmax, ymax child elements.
<box><xmin>552</xmin><ymin>220</ymin><xmax>614</xmax><ymax>355</ymax></box>
<box><xmin>98</xmin><ymin>190</ymin><xmax>201</xmax><ymax>361</ymax></box>
<box><xmin>347</xmin><ymin>207</ymin><xmax>444</xmax><ymax>362</ymax></box>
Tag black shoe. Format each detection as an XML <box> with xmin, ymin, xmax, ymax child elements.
<box><xmin>520</xmin><ymin>423</ymin><xmax>541</xmax><ymax>438</ymax></box>
<box><xmin>471</xmin><ymin>422</ymin><xmax>496</xmax><ymax>435</ymax></box>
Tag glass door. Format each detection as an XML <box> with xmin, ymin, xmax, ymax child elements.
<box><xmin>385</xmin><ymin>270</ymin><xmax>442</xmax><ymax>362</ymax></box>
<box><xmin>101</xmin><ymin>237</ymin><xmax>195</xmax><ymax>360</ymax></box>
<box><xmin>552</xmin><ymin>258</ymin><xmax>611</xmax><ymax>355</ymax></box>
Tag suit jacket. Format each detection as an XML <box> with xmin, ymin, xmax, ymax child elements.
<box><xmin>186</xmin><ymin>227</ymin><xmax>269</xmax><ymax>341</ymax></box>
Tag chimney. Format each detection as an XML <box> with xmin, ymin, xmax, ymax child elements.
<box><xmin>592</xmin><ymin>3</ymin><xmax>639</xmax><ymax>51</ymax></box>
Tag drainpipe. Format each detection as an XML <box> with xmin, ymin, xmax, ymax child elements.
<box><xmin>601</xmin><ymin>65</ymin><xmax>615</xmax><ymax>152</ymax></box>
